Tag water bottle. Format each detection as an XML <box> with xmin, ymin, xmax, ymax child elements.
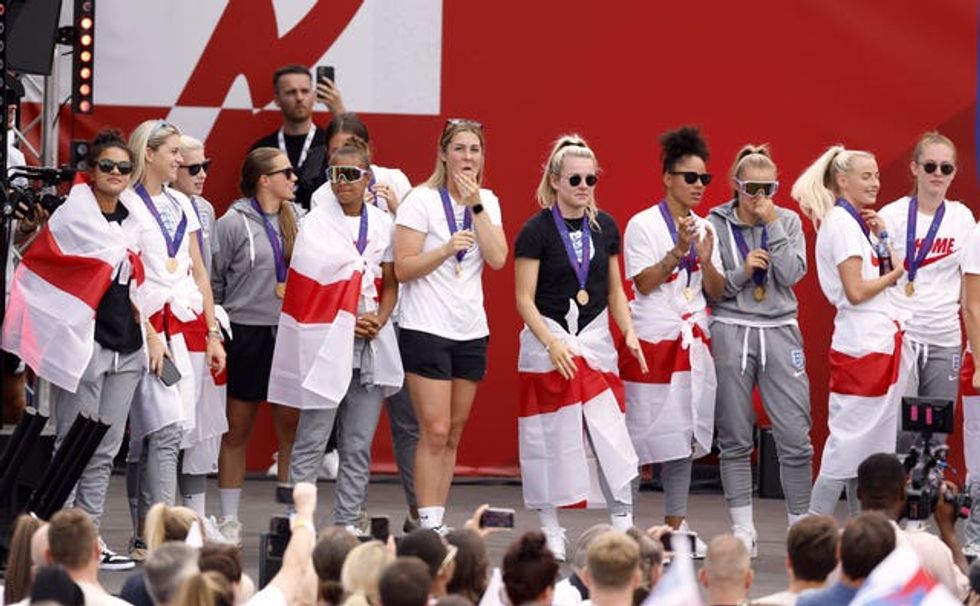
<box><xmin>876</xmin><ymin>230</ymin><xmax>894</xmax><ymax>275</ymax></box>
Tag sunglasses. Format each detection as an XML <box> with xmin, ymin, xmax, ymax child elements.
<box><xmin>180</xmin><ymin>159</ymin><xmax>212</xmax><ymax>176</ymax></box>
<box><xmin>444</xmin><ymin>118</ymin><xmax>483</xmax><ymax>131</ymax></box>
<box><xmin>669</xmin><ymin>171</ymin><xmax>713</xmax><ymax>186</ymax></box>
<box><xmin>921</xmin><ymin>161</ymin><xmax>955</xmax><ymax>176</ymax></box>
<box><xmin>149</xmin><ymin>119</ymin><xmax>175</xmax><ymax>138</ymax></box>
<box><xmin>736</xmin><ymin>179</ymin><xmax>778</xmax><ymax>197</ymax></box>
<box><xmin>565</xmin><ymin>173</ymin><xmax>598</xmax><ymax>187</ymax></box>
<box><xmin>265</xmin><ymin>167</ymin><xmax>296</xmax><ymax>180</ymax></box>
<box><xmin>95</xmin><ymin>159</ymin><xmax>134</xmax><ymax>175</ymax></box>
<box><xmin>328</xmin><ymin>165</ymin><xmax>370</xmax><ymax>183</ymax></box>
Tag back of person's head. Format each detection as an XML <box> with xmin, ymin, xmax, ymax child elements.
<box><xmin>378</xmin><ymin>557</ymin><xmax>432</xmax><ymax>606</ymax></box>
<box><xmin>625</xmin><ymin>526</ymin><xmax>663</xmax><ymax>601</ymax></box>
<box><xmin>503</xmin><ymin>531</ymin><xmax>559</xmax><ymax>605</ymax></box>
<box><xmin>314</xmin><ymin>526</ymin><xmax>360</xmax><ymax>605</ymax></box>
<box><xmin>145</xmin><ymin>503</ymin><xmax>201</xmax><ymax>550</ymax></box>
<box><xmin>585</xmin><ymin>531</ymin><xmax>640</xmax><ymax>592</ymax></box>
<box><xmin>175</xmin><ymin>570</ymin><xmax>234</xmax><ymax>606</ymax></box>
<box><xmin>786</xmin><ymin>515</ymin><xmax>839</xmax><ymax>583</ymax></box>
<box><xmin>701</xmin><ymin>534</ymin><xmax>752</xmax><ymax>594</ymax></box>
<box><xmin>29</xmin><ymin>566</ymin><xmax>84</xmax><ymax>606</ymax></box>
<box><xmin>398</xmin><ymin>529</ymin><xmax>450</xmax><ymax>580</ymax></box>
<box><xmin>198</xmin><ymin>543</ymin><xmax>243</xmax><ymax>584</ymax></box>
<box><xmin>145</xmin><ymin>542</ymin><xmax>199</xmax><ymax>606</ymax></box>
<box><xmin>840</xmin><ymin>512</ymin><xmax>896</xmax><ymax>581</ymax></box>
<box><xmin>857</xmin><ymin>452</ymin><xmax>907</xmax><ymax>513</ymax></box>
<box><xmin>341</xmin><ymin>540</ymin><xmax>395</xmax><ymax>606</ymax></box>
<box><xmin>446</xmin><ymin>528</ymin><xmax>489</xmax><ymax>604</ymax></box>
<box><xmin>570</xmin><ymin>523</ymin><xmax>613</xmax><ymax>572</ymax></box>
<box><xmin>47</xmin><ymin>509</ymin><xmax>97</xmax><ymax>571</ymax></box>
<box><xmin>4</xmin><ymin>514</ymin><xmax>45</xmax><ymax>603</ymax></box>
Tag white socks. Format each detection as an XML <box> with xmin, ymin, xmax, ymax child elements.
<box><xmin>787</xmin><ymin>512</ymin><xmax>807</xmax><ymax>527</ymax></box>
<box><xmin>418</xmin><ymin>506</ymin><xmax>445</xmax><ymax>529</ymax></box>
<box><xmin>730</xmin><ymin>504</ymin><xmax>755</xmax><ymax>531</ymax></box>
<box><xmin>610</xmin><ymin>511</ymin><xmax>633</xmax><ymax>531</ymax></box>
<box><xmin>183</xmin><ymin>493</ymin><xmax>206</xmax><ymax>518</ymax></box>
<box><xmin>537</xmin><ymin>507</ymin><xmax>561</xmax><ymax>531</ymax></box>
<box><xmin>219</xmin><ymin>488</ymin><xmax>241</xmax><ymax>521</ymax></box>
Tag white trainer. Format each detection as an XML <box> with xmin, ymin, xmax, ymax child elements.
<box><xmin>542</xmin><ymin>526</ymin><xmax>568</xmax><ymax>562</ymax></box>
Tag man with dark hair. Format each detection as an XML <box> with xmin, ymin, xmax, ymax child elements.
<box><xmin>47</xmin><ymin>508</ymin><xmax>129</xmax><ymax>606</ymax></box>
<box><xmin>798</xmin><ymin>512</ymin><xmax>895</xmax><ymax>606</ymax></box>
<box><xmin>857</xmin><ymin>452</ymin><xmax>969</xmax><ymax>599</ymax></box>
<box><xmin>249</xmin><ymin>63</ymin><xmax>346</xmax><ymax>210</ymax></box>
<box><xmin>582</xmin><ymin>531</ymin><xmax>640</xmax><ymax>606</ymax></box>
<box><xmin>379</xmin><ymin>557</ymin><xmax>433</xmax><ymax>606</ymax></box>
<box><xmin>757</xmin><ymin>516</ymin><xmax>839</xmax><ymax>605</ymax></box>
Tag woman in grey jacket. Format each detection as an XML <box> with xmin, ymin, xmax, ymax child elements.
<box><xmin>211</xmin><ymin>147</ymin><xmax>300</xmax><ymax>544</ymax></box>
<box><xmin>705</xmin><ymin>145</ymin><xmax>813</xmax><ymax>556</ymax></box>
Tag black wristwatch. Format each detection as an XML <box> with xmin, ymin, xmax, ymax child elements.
<box><xmin>472</xmin><ymin>203</ymin><xmax>484</xmax><ymax>215</ymax></box>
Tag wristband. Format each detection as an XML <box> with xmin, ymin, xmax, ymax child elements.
<box><xmin>290</xmin><ymin>515</ymin><xmax>315</xmax><ymax>534</ymax></box>
<box><xmin>472</xmin><ymin>203</ymin><xmax>484</xmax><ymax>215</ymax></box>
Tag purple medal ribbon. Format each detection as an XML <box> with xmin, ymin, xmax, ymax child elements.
<box><xmin>249</xmin><ymin>198</ymin><xmax>288</xmax><ymax>283</ymax></box>
<box><xmin>354</xmin><ymin>203</ymin><xmax>369</xmax><ymax>255</ymax></box>
<box><xmin>368</xmin><ymin>174</ymin><xmax>379</xmax><ymax>208</ymax></box>
<box><xmin>438</xmin><ymin>187</ymin><xmax>472</xmax><ymax>264</ymax></box>
<box><xmin>657</xmin><ymin>200</ymin><xmax>697</xmax><ymax>287</ymax></box>
<box><xmin>135</xmin><ymin>183</ymin><xmax>188</xmax><ymax>260</ymax></box>
<box><xmin>550</xmin><ymin>204</ymin><xmax>591</xmax><ymax>295</ymax></box>
<box><xmin>905</xmin><ymin>196</ymin><xmax>946</xmax><ymax>283</ymax></box>
<box><xmin>835</xmin><ymin>198</ymin><xmax>871</xmax><ymax>243</ymax></box>
<box><xmin>731</xmin><ymin>221</ymin><xmax>769</xmax><ymax>287</ymax></box>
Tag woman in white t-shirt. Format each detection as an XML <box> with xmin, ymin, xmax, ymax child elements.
<box><xmin>790</xmin><ymin>146</ymin><xmax>905</xmax><ymax>516</ymax></box>
<box><xmin>125</xmin><ymin>119</ymin><xmax>226</xmax><ymax>557</ymax></box>
<box><xmin>960</xmin><ymin>223</ymin><xmax>980</xmax><ymax>557</ymax></box>
<box><xmin>393</xmin><ymin>119</ymin><xmax>508</xmax><ymax>531</ymax></box>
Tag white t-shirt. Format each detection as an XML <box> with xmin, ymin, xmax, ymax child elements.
<box><xmin>815</xmin><ymin>205</ymin><xmax>891</xmax><ymax>315</ymax></box>
<box><xmin>623</xmin><ymin>204</ymin><xmax>723</xmax><ymax>318</ymax></box>
<box><xmin>344</xmin><ymin>204</ymin><xmax>394</xmax><ymax>313</ymax></box>
<box><xmin>311</xmin><ymin>164</ymin><xmax>411</xmax><ymax>214</ymax></box>
<box><xmin>395</xmin><ymin>186</ymin><xmax>502</xmax><ymax>340</ymax></box>
<box><xmin>879</xmin><ymin>196</ymin><xmax>975</xmax><ymax>347</ymax></box>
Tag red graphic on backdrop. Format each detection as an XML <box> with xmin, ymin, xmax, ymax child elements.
<box><xmin>175</xmin><ymin>0</ymin><xmax>363</xmax><ymax>107</ymax></box>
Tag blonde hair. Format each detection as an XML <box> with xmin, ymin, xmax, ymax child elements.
<box><xmin>176</xmin><ymin>571</ymin><xmax>234</xmax><ymax>606</ymax></box>
<box><xmin>179</xmin><ymin>135</ymin><xmax>204</xmax><ymax>157</ymax></box>
<box><xmin>340</xmin><ymin>541</ymin><xmax>395</xmax><ymax>606</ymax></box>
<box><xmin>536</xmin><ymin>134</ymin><xmax>600</xmax><ymax>228</ymax></box>
<box><xmin>129</xmin><ymin>119</ymin><xmax>182</xmax><ymax>185</ymax></box>
<box><xmin>144</xmin><ymin>503</ymin><xmax>201</xmax><ymax>551</ymax></box>
<box><xmin>730</xmin><ymin>144</ymin><xmax>777</xmax><ymax>200</ymax></box>
<box><xmin>424</xmin><ymin>120</ymin><xmax>485</xmax><ymax>190</ymax></box>
<box><xmin>790</xmin><ymin>145</ymin><xmax>874</xmax><ymax>227</ymax></box>
<box><xmin>912</xmin><ymin>131</ymin><xmax>956</xmax><ymax>164</ymax></box>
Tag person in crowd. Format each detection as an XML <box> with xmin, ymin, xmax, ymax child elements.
<box><xmin>175</xmin><ymin>571</ymin><xmax>235</xmax><ymax>606</ymax></box>
<box><xmin>3</xmin><ymin>514</ymin><xmax>45</xmax><ymax>603</ymax></box>
<box><xmin>446</xmin><ymin>529</ymin><xmax>490</xmax><ymax>604</ymax></box>
<box><xmin>581</xmin><ymin>531</ymin><xmax>640</xmax><ymax>606</ymax></box>
<box><xmin>790</xmin><ymin>146</ymin><xmax>906</xmax><ymax>516</ymax></box>
<box><xmin>797</xmin><ymin>512</ymin><xmax>895</xmax><ymax>606</ymax></box>
<box><xmin>393</xmin><ymin>119</ymin><xmax>507</xmax><ymax>531</ymax></box>
<box><xmin>706</xmin><ymin>144</ymin><xmax>812</xmax><ymax>554</ymax></box>
<box><xmin>314</xmin><ymin>527</ymin><xmax>360</xmax><ymax>606</ymax></box>
<box><xmin>250</xmin><ymin>64</ymin><xmax>345</xmax><ymax>210</ymax></box>
<box><xmin>144</xmin><ymin>542</ymin><xmax>200</xmax><ymax>606</ymax></box>
<box><xmin>624</xmin><ymin>527</ymin><xmax>663</xmax><ymax>605</ymax></box>
<box><xmin>621</xmin><ymin>126</ymin><xmax>723</xmax><ymax>553</ymax></box>
<box><xmin>397</xmin><ymin>529</ymin><xmax>458</xmax><ymax>600</ymax></box>
<box><xmin>275</xmin><ymin>136</ymin><xmax>402</xmax><ymax>534</ymax></box>
<box><xmin>514</xmin><ymin>134</ymin><xmax>646</xmax><ymax>560</ymax></box>
<box><xmin>502</xmin><ymin>531</ymin><xmax>559</xmax><ymax>606</ymax></box>
<box><xmin>27</xmin><ymin>566</ymin><xmax>85</xmax><ymax>606</ymax></box>
<box><xmin>756</xmin><ymin>515</ymin><xmax>839</xmax><ymax>605</ymax></box>
<box><xmin>697</xmin><ymin>534</ymin><xmax>753</xmax><ymax>606</ymax></box>
<box><xmin>379</xmin><ymin>558</ymin><xmax>433</xmax><ymax>606</ymax></box>
<box><xmin>120</xmin><ymin>503</ymin><xmax>204</xmax><ymax>606</ymax></box>
<box><xmin>856</xmin><ymin>452</ymin><xmax>969</xmax><ymax>599</ymax></box>
<box><xmin>212</xmin><ymin>147</ymin><xmax>300</xmax><ymax>544</ymax></box>
<box><xmin>553</xmin><ymin>524</ymin><xmax>612</xmax><ymax>604</ymax></box>
<box><xmin>963</xmin><ymin>209</ymin><xmax>980</xmax><ymax>560</ymax></box>
<box><xmin>340</xmin><ymin>541</ymin><xmax>395</xmax><ymax>606</ymax></box>
<box><xmin>199</xmin><ymin>543</ymin><xmax>252</xmax><ymax>605</ymax></box>
<box><xmin>47</xmin><ymin>508</ymin><xmax>130</xmax><ymax>605</ymax></box>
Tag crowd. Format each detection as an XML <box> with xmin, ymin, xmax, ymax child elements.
<box><xmin>3</xmin><ymin>61</ymin><xmax>980</xmax><ymax>604</ymax></box>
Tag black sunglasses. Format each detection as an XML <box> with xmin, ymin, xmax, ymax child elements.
<box><xmin>565</xmin><ymin>174</ymin><xmax>598</xmax><ymax>187</ymax></box>
<box><xmin>95</xmin><ymin>159</ymin><xmax>134</xmax><ymax>175</ymax></box>
<box><xmin>265</xmin><ymin>167</ymin><xmax>296</xmax><ymax>180</ymax></box>
<box><xmin>180</xmin><ymin>159</ymin><xmax>212</xmax><ymax>176</ymax></box>
<box><xmin>669</xmin><ymin>171</ymin><xmax>712</xmax><ymax>185</ymax></box>
<box><xmin>921</xmin><ymin>161</ymin><xmax>955</xmax><ymax>176</ymax></box>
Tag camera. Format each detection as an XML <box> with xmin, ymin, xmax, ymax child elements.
<box><xmin>5</xmin><ymin>165</ymin><xmax>75</xmax><ymax>219</ymax></box>
<box><xmin>901</xmin><ymin>397</ymin><xmax>972</xmax><ymax>521</ymax></box>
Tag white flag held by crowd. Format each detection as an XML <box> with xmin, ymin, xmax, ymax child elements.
<box><xmin>642</xmin><ymin>536</ymin><xmax>704</xmax><ymax>606</ymax></box>
<box><xmin>850</xmin><ymin>546</ymin><xmax>960</xmax><ymax>606</ymax></box>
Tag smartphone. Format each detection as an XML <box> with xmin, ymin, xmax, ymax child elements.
<box><xmin>660</xmin><ymin>531</ymin><xmax>697</xmax><ymax>553</ymax></box>
<box><xmin>316</xmin><ymin>65</ymin><xmax>335</xmax><ymax>85</ymax></box>
<box><xmin>160</xmin><ymin>356</ymin><xmax>182</xmax><ymax>387</ymax></box>
<box><xmin>479</xmin><ymin>507</ymin><xmax>515</xmax><ymax>529</ymax></box>
<box><xmin>370</xmin><ymin>516</ymin><xmax>390</xmax><ymax>542</ymax></box>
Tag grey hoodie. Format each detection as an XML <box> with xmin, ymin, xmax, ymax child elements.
<box><xmin>706</xmin><ymin>199</ymin><xmax>807</xmax><ymax>323</ymax></box>
<box><xmin>211</xmin><ymin>198</ymin><xmax>300</xmax><ymax>326</ymax></box>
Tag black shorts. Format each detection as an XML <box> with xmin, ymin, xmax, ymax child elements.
<box><xmin>398</xmin><ymin>328</ymin><xmax>489</xmax><ymax>381</ymax></box>
<box><xmin>226</xmin><ymin>323</ymin><xmax>276</xmax><ymax>402</ymax></box>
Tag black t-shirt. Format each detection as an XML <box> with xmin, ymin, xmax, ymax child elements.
<box><xmin>94</xmin><ymin>205</ymin><xmax>143</xmax><ymax>354</ymax></box>
<box><xmin>515</xmin><ymin>208</ymin><xmax>620</xmax><ymax>333</ymax></box>
<box><xmin>251</xmin><ymin>127</ymin><xmax>329</xmax><ymax>210</ymax></box>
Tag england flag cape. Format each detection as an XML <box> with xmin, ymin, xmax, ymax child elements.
<box><xmin>268</xmin><ymin>195</ymin><xmax>402</xmax><ymax>410</ymax></box>
<box><xmin>518</xmin><ymin>307</ymin><xmax>638</xmax><ymax>509</ymax></box>
<box><xmin>180</xmin><ymin>307</ymin><xmax>230</xmax><ymax>474</ymax></box>
<box><xmin>2</xmin><ymin>181</ymin><xmax>147</xmax><ymax>392</ymax></box>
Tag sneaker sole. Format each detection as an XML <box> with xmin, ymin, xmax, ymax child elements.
<box><xmin>100</xmin><ymin>561</ymin><xmax>136</xmax><ymax>571</ymax></box>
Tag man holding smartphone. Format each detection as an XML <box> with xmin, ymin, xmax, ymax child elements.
<box><xmin>251</xmin><ymin>64</ymin><xmax>345</xmax><ymax>210</ymax></box>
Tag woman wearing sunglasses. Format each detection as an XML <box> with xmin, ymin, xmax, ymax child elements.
<box><xmin>705</xmin><ymin>145</ymin><xmax>812</xmax><ymax>554</ymax></box>
<box><xmin>210</xmin><ymin>147</ymin><xmax>300</xmax><ymax>544</ymax></box>
<box><xmin>791</xmin><ymin>146</ymin><xmax>906</xmax><ymax>516</ymax></box>
<box><xmin>514</xmin><ymin>134</ymin><xmax>646</xmax><ymax>560</ymax></box>
<box><xmin>124</xmin><ymin>119</ymin><xmax>226</xmax><ymax>558</ymax></box>
<box><xmin>393</xmin><ymin>119</ymin><xmax>507</xmax><ymax>532</ymax></box>
<box><xmin>620</xmin><ymin>126</ymin><xmax>723</xmax><ymax>553</ymax></box>
<box><xmin>275</xmin><ymin>136</ymin><xmax>402</xmax><ymax>534</ymax></box>
<box><xmin>173</xmin><ymin>136</ymin><xmax>216</xmax><ymax>272</ymax></box>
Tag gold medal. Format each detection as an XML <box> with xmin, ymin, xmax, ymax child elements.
<box><xmin>682</xmin><ymin>287</ymin><xmax>694</xmax><ymax>302</ymax></box>
<box><xmin>905</xmin><ymin>282</ymin><xmax>915</xmax><ymax>297</ymax></box>
<box><xmin>275</xmin><ymin>282</ymin><xmax>286</xmax><ymax>299</ymax></box>
<box><xmin>576</xmin><ymin>289</ymin><xmax>589</xmax><ymax>306</ymax></box>
<box><xmin>165</xmin><ymin>257</ymin><xmax>178</xmax><ymax>273</ymax></box>
<box><xmin>753</xmin><ymin>285</ymin><xmax>766</xmax><ymax>302</ymax></box>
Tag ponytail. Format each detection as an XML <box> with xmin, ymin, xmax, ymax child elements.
<box><xmin>730</xmin><ymin>143</ymin><xmax>776</xmax><ymax>199</ymax></box>
<box><xmin>791</xmin><ymin>145</ymin><xmax>873</xmax><ymax>227</ymax></box>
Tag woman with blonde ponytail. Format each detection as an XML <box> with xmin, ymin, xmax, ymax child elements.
<box><xmin>514</xmin><ymin>134</ymin><xmax>646</xmax><ymax>560</ymax></box>
<box><xmin>340</xmin><ymin>541</ymin><xmax>394</xmax><ymax>606</ymax></box>
<box><xmin>790</xmin><ymin>146</ymin><xmax>906</xmax><ymax>516</ymax></box>
<box><xmin>176</xmin><ymin>571</ymin><xmax>235</xmax><ymax>606</ymax></box>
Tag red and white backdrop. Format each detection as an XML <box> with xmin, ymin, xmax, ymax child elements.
<box><xmin>23</xmin><ymin>0</ymin><xmax>980</xmax><ymax>474</ymax></box>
